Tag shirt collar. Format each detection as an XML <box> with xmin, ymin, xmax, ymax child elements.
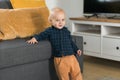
<box><xmin>52</xmin><ymin>25</ymin><xmax>66</xmax><ymax>30</ymax></box>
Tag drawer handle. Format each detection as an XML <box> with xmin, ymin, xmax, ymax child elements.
<box><xmin>116</xmin><ymin>47</ymin><xmax>119</xmax><ymax>50</ymax></box>
<box><xmin>84</xmin><ymin>42</ymin><xmax>87</xmax><ymax>45</ymax></box>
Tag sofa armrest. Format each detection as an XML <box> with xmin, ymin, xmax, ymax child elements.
<box><xmin>0</xmin><ymin>38</ymin><xmax>52</xmax><ymax>69</ymax></box>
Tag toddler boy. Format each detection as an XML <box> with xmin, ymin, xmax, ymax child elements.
<box><xmin>27</xmin><ymin>7</ymin><xmax>83</xmax><ymax>80</ymax></box>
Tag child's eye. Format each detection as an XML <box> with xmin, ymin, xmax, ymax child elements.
<box><xmin>62</xmin><ymin>19</ymin><xmax>65</xmax><ymax>21</ymax></box>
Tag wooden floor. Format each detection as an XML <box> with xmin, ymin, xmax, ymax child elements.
<box><xmin>83</xmin><ymin>56</ymin><xmax>120</xmax><ymax>80</ymax></box>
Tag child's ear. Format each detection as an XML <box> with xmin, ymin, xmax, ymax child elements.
<box><xmin>48</xmin><ymin>19</ymin><xmax>52</xmax><ymax>25</ymax></box>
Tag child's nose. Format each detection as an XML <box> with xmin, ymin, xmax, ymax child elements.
<box><xmin>59</xmin><ymin>20</ymin><xmax>62</xmax><ymax>23</ymax></box>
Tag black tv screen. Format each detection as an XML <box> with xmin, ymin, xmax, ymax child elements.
<box><xmin>84</xmin><ymin>0</ymin><xmax>120</xmax><ymax>14</ymax></box>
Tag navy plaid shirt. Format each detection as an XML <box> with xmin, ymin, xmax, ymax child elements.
<box><xmin>34</xmin><ymin>26</ymin><xmax>79</xmax><ymax>57</ymax></box>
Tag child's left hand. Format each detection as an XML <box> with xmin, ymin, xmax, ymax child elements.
<box><xmin>77</xmin><ymin>50</ymin><xmax>82</xmax><ymax>56</ymax></box>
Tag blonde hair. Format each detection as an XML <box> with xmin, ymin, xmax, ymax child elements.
<box><xmin>48</xmin><ymin>7</ymin><xmax>65</xmax><ymax>22</ymax></box>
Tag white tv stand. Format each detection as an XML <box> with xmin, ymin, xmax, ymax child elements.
<box><xmin>70</xmin><ymin>17</ymin><xmax>120</xmax><ymax>61</ymax></box>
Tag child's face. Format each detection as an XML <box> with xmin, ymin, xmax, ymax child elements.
<box><xmin>51</xmin><ymin>12</ymin><xmax>65</xmax><ymax>29</ymax></box>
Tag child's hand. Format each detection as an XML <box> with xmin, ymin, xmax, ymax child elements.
<box><xmin>27</xmin><ymin>37</ymin><xmax>38</xmax><ymax>44</ymax></box>
<box><xmin>77</xmin><ymin>50</ymin><xmax>82</xmax><ymax>56</ymax></box>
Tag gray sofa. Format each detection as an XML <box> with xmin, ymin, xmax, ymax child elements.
<box><xmin>0</xmin><ymin>0</ymin><xmax>13</xmax><ymax>9</ymax></box>
<box><xmin>0</xmin><ymin>36</ymin><xmax>83</xmax><ymax>80</ymax></box>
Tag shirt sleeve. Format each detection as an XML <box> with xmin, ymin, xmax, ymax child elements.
<box><xmin>34</xmin><ymin>28</ymin><xmax>50</xmax><ymax>41</ymax></box>
<box><xmin>67</xmin><ymin>29</ymin><xmax>79</xmax><ymax>53</ymax></box>
<box><xmin>71</xmin><ymin>39</ymin><xmax>79</xmax><ymax>53</ymax></box>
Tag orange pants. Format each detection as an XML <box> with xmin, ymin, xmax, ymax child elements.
<box><xmin>54</xmin><ymin>55</ymin><xmax>83</xmax><ymax>80</ymax></box>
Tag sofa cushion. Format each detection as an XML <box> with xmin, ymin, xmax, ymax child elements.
<box><xmin>10</xmin><ymin>0</ymin><xmax>46</xmax><ymax>8</ymax></box>
<box><xmin>0</xmin><ymin>38</ymin><xmax>52</xmax><ymax>69</ymax></box>
<box><xmin>0</xmin><ymin>7</ymin><xmax>50</xmax><ymax>40</ymax></box>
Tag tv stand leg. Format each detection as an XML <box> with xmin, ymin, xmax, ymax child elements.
<box><xmin>92</xmin><ymin>14</ymin><xmax>99</xmax><ymax>18</ymax></box>
<box><xmin>84</xmin><ymin>14</ymin><xmax>99</xmax><ymax>19</ymax></box>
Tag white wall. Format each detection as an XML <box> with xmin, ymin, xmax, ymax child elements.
<box><xmin>56</xmin><ymin>0</ymin><xmax>83</xmax><ymax>17</ymax></box>
<box><xmin>46</xmin><ymin>0</ymin><xmax>83</xmax><ymax>28</ymax></box>
<box><xmin>45</xmin><ymin>0</ymin><xmax>57</xmax><ymax>10</ymax></box>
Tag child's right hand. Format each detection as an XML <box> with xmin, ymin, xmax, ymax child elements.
<box><xmin>27</xmin><ymin>37</ymin><xmax>38</xmax><ymax>44</ymax></box>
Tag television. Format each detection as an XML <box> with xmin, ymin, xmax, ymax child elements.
<box><xmin>84</xmin><ymin>0</ymin><xmax>120</xmax><ymax>17</ymax></box>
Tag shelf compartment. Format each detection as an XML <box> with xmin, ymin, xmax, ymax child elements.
<box><xmin>73</xmin><ymin>23</ymin><xmax>101</xmax><ymax>35</ymax></box>
<box><xmin>103</xmin><ymin>33</ymin><xmax>120</xmax><ymax>38</ymax></box>
<box><xmin>102</xmin><ymin>26</ymin><xmax>120</xmax><ymax>38</ymax></box>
